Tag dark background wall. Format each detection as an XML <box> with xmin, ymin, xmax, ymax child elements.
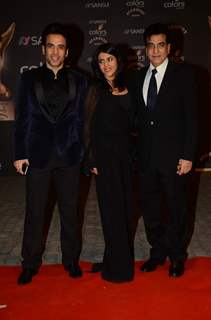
<box><xmin>0</xmin><ymin>0</ymin><xmax>211</xmax><ymax>175</ymax></box>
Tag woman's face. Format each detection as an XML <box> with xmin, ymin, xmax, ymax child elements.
<box><xmin>98</xmin><ymin>52</ymin><xmax>118</xmax><ymax>81</ymax></box>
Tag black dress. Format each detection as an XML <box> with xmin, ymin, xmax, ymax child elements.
<box><xmin>84</xmin><ymin>85</ymin><xmax>134</xmax><ymax>282</ymax></box>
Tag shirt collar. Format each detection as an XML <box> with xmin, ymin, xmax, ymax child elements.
<box><xmin>42</xmin><ymin>64</ymin><xmax>66</xmax><ymax>79</ymax></box>
<box><xmin>149</xmin><ymin>58</ymin><xmax>169</xmax><ymax>74</ymax></box>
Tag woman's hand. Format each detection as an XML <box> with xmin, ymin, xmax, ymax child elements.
<box><xmin>91</xmin><ymin>167</ymin><xmax>99</xmax><ymax>175</ymax></box>
<box><xmin>177</xmin><ymin>159</ymin><xmax>192</xmax><ymax>175</ymax></box>
<box><xmin>13</xmin><ymin>159</ymin><xmax>29</xmax><ymax>175</ymax></box>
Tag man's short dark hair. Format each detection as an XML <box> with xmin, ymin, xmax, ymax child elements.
<box><xmin>143</xmin><ymin>23</ymin><xmax>171</xmax><ymax>46</ymax></box>
<box><xmin>41</xmin><ymin>23</ymin><xmax>70</xmax><ymax>49</ymax></box>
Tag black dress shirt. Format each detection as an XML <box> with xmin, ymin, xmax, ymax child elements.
<box><xmin>41</xmin><ymin>64</ymin><xmax>69</xmax><ymax>122</ymax></box>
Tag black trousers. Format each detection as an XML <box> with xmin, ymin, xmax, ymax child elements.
<box><xmin>95</xmin><ymin>157</ymin><xmax>134</xmax><ymax>282</ymax></box>
<box><xmin>140</xmin><ymin>167</ymin><xmax>190</xmax><ymax>262</ymax></box>
<box><xmin>21</xmin><ymin>157</ymin><xmax>81</xmax><ymax>270</ymax></box>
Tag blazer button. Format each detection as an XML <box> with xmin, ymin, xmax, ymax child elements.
<box><xmin>150</xmin><ymin>121</ymin><xmax>154</xmax><ymax>126</ymax></box>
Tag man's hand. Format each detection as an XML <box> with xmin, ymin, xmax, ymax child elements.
<box><xmin>13</xmin><ymin>159</ymin><xmax>29</xmax><ymax>175</ymax></box>
<box><xmin>177</xmin><ymin>159</ymin><xmax>192</xmax><ymax>175</ymax></box>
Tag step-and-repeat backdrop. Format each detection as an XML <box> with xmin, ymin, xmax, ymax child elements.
<box><xmin>0</xmin><ymin>0</ymin><xmax>211</xmax><ymax>174</ymax></box>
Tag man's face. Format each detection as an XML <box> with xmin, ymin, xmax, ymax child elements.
<box><xmin>146</xmin><ymin>34</ymin><xmax>170</xmax><ymax>67</ymax></box>
<box><xmin>42</xmin><ymin>33</ymin><xmax>68</xmax><ymax>72</ymax></box>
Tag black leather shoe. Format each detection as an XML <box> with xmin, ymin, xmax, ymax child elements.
<box><xmin>65</xmin><ymin>262</ymin><xmax>83</xmax><ymax>278</ymax></box>
<box><xmin>17</xmin><ymin>268</ymin><xmax>38</xmax><ymax>285</ymax></box>
<box><xmin>140</xmin><ymin>258</ymin><xmax>165</xmax><ymax>272</ymax></box>
<box><xmin>169</xmin><ymin>261</ymin><xmax>185</xmax><ymax>277</ymax></box>
<box><xmin>89</xmin><ymin>262</ymin><xmax>103</xmax><ymax>273</ymax></box>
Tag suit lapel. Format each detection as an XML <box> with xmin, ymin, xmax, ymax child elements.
<box><xmin>34</xmin><ymin>73</ymin><xmax>55</xmax><ymax>123</ymax></box>
<box><xmin>66</xmin><ymin>71</ymin><xmax>76</xmax><ymax>101</ymax></box>
<box><xmin>155</xmin><ymin>61</ymin><xmax>176</xmax><ymax>107</ymax></box>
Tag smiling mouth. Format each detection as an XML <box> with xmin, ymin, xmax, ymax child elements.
<box><xmin>51</xmin><ymin>58</ymin><xmax>60</xmax><ymax>62</ymax></box>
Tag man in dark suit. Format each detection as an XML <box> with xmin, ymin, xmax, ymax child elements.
<box><xmin>13</xmin><ymin>23</ymin><xmax>87</xmax><ymax>285</ymax></box>
<box><xmin>131</xmin><ymin>23</ymin><xmax>197</xmax><ymax>277</ymax></box>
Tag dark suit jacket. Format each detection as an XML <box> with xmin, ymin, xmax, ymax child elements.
<box><xmin>130</xmin><ymin>61</ymin><xmax>198</xmax><ymax>172</ymax></box>
<box><xmin>14</xmin><ymin>66</ymin><xmax>87</xmax><ymax>168</ymax></box>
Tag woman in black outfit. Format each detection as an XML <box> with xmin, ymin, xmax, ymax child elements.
<box><xmin>84</xmin><ymin>43</ymin><xmax>134</xmax><ymax>283</ymax></box>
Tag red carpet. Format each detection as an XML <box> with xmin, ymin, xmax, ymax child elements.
<box><xmin>0</xmin><ymin>258</ymin><xmax>211</xmax><ymax>320</ymax></box>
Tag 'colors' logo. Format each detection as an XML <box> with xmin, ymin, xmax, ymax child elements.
<box><xmin>88</xmin><ymin>21</ymin><xmax>108</xmax><ymax>46</ymax></box>
<box><xmin>126</xmin><ymin>0</ymin><xmax>145</xmax><ymax>17</ymax></box>
<box><xmin>20</xmin><ymin>62</ymin><xmax>43</xmax><ymax>73</ymax></box>
<box><xmin>163</xmin><ymin>1</ymin><xmax>185</xmax><ymax>9</ymax></box>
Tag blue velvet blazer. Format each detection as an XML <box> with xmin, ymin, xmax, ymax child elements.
<box><xmin>14</xmin><ymin>66</ymin><xmax>88</xmax><ymax>168</ymax></box>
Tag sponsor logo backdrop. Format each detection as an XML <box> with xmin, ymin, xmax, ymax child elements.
<box><xmin>0</xmin><ymin>0</ymin><xmax>210</xmax><ymax>174</ymax></box>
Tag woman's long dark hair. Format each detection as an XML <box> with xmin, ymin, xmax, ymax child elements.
<box><xmin>91</xmin><ymin>42</ymin><xmax>126</xmax><ymax>92</ymax></box>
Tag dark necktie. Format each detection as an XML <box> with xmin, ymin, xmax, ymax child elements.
<box><xmin>147</xmin><ymin>68</ymin><xmax>157</xmax><ymax>111</ymax></box>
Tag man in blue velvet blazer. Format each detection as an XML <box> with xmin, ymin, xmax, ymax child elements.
<box><xmin>131</xmin><ymin>23</ymin><xmax>198</xmax><ymax>278</ymax></box>
<box><xmin>13</xmin><ymin>23</ymin><xmax>87</xmax><ymax>285</ymax></box>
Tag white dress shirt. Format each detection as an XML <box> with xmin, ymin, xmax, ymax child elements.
<box><xmin>143</xmin><ymin>58</ymin><xmax>169</xmax><ymax>106</ymax></box>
